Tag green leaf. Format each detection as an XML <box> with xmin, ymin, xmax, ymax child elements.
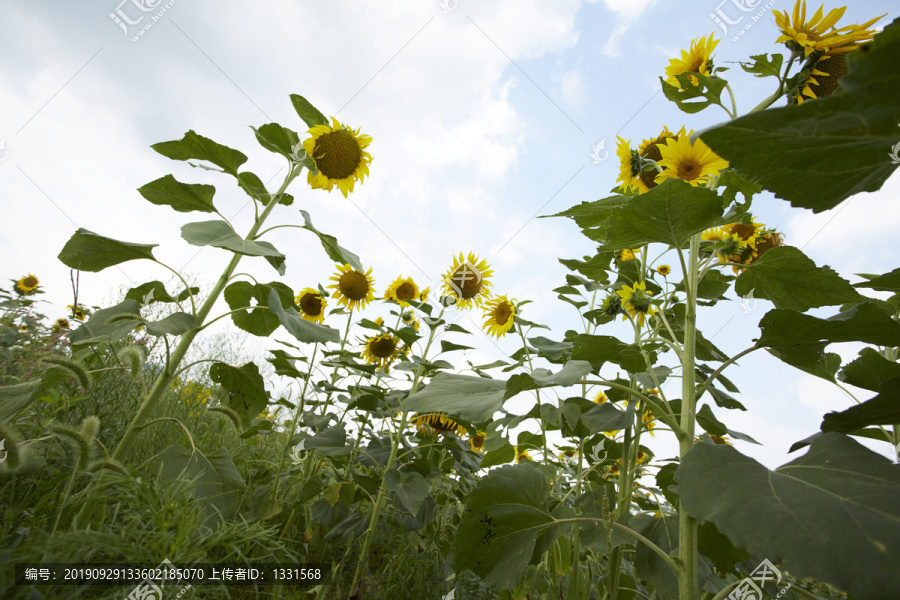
<box><xmin>137</xmin><ymin>175</ymin><xmax>216</xmax><ymax>213</ymax></box>
<box><xmin>151</xmin><ymin>130</ymin><xmax>248</xmax><ymax>177</ymax></box>
<box><xmin>716</xmin><ymin>169</ymin><xmax>761</xmax><ymax>209</ymax></box>
<box><xmin>69</xmin><ymin>299</ymin><xmax>142</xmax><ymax>349</ymax></box>
<box><xmin>209</xmin><ymin>362</ymin><xmax>269</xmax><ymax>427</ymax></box>
<box><xmin>821</xmin><ymin>377</ymin><xmax>900</xmax><ymax>433</ymax></box>
<box><xmin>676</xmin><ymin>269</ymin><xmax>734</xmax><ymax>301</ymax></box>
<box><xmin>298</xmin><ymin>210</ymin><xmax>362</xmax><ymax>271</ymax></box>
<box><xmin>440</xmin><ymin>340</ymin><xmax>474</xmax><ymax>353</ymax></box>
<box><xmin>839</xmin><ymin>347</ymin><xmax>900</xmax><ymax>392</ymax></box>
<box><xmin>765</xmin><ymin>344</ymin><xmax>842</xmax><ymax>382</ymax></box>
<box><xmin>735</xmin><ymin>246</ymin><xmax>865</xmax><ymax>311</ymax></box>
<box><xmin>144</xmin><ymin>312</ymin><xmax>196</xmax><ymax>337</ymax></box>
<box><xmin>480</xmin><ymin>443</ymin><xmax>515</xmax><ymax>469</ymax></box>
<box><xmin>58</xmin><ymin>229</ymin><xmax>157</xmax><ymax>273</ymax></box>
<box><xmin>581</xmin><ymin>402</ymin><xmax>631</xmax><ymax>435</ymax></box>
<box><xmin>384</xmin><ymin>469</ymin><xmax>430</xmax><ymax>514</ymax></box>
<box><xmin>854</xmin><ymin>268</ymin><xmax>900</xmax><ymax>293</ymax></box>
<box><xmin>548</xmin><ymin>195</ymin><xmax>630</xmax><ymax>243</ymax></box>
<box><xmin>124</xmin><ymin>281</ymin><xmax>176</xmax><ymax>305</ymax></box>
<box><xmin>659</xmin><ymin>72</ymin><xmax>728</xmax><ymax>114</ymax></box>
<box><xmin>157</xmin><ymin>445</ymin><xmax>244</xmax><ymax>527</ymax></box>
<box><xmin>740</xmin><ymin>53</ymin><xmax>784</xmax><ymax>78</ymax></box>
<box><xmin>454</xmin><ymin>463</ymin><xmax>556</xmax><ymax>590</ymax></box>
<box><xmin>401</xmin><ymin>373</ymin><xmax>507</xmax><ymax>423</ymax></box>
<box><xmin>0</xmin><ymin>379</ymin><xmax>44</xmax><ymax>422</ymax></box>
<box><xmin>698</xmin><ymin>20</ymin><xmax>900</xmax><ymax>212</ymax></box>
<box><xmin>181</xmin><ymin>220</ymin><xmax>285</xmax><ymax>259</ymax></box>
<box><xmin>504</xmin><ymin>361</ymin><xmax>593</xmax><ymax>401</ymax></box>
<box><xmin>758</xmin><ymin>302</ymin><xmax>900</xmax><ymax>348</ymax></box>
<box><xmin>304</xmin><ymin>426</ymin><xmax>350</xmax><ymax>456</ymax></box>
<box><xmin>528</xmin><ymin>337</ymin><xmax>573</xmax><ymax>362</ymax></box>
<box><xmin>257</xmin><ymin>241</ymin><xmax>287</xmax><ymax>276</ymax></box>
<box><xmin>224</xmin><ymin>282</ymin><xmax>294</xmax><ymax>337</ymax></box>
<box><xmin>633</xmin><ymin>515</ymin><xmax>680</xmax><ymax>596</ymax></box>
<box><xmin>290</xmin><ymin>94</ymin><xmax>329</xmax><ymax>128</ymax></box>
<box><xmin>267</xmin><ymin>289</ymin><xmax>340</xmax><ymax>344</ymax></box>
<box><xmin>252</xmin><ymin>123</ymin><xmax>300</xmax><ymax>159</ymax></box>
<box><xmin>676</xmin><ymin>434</ymin><xmax>900</xmax><ymax>599</ymax></box>
<box><xmin>603</xmin><ymin>178</ymin><xmax>728</xmax><ymax>249</ymax></box>
<box><xmin>572</xmin><ymin>334</ymin><xmax>653</xmax><ymax>374</ymax></box>
<box><xmin>696</xmin><ymin>404</ymin><xmax>727</xmax><ymax>436</ymax></box>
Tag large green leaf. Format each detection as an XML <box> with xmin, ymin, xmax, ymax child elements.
<box><xmin>252</xmin><ymin>123</ymin><xmax>300</xmax><ymax>159</ymax></box>
<box><xmin>854</xmin><ymin>268</ymin><xmax>900</xmax><ymax>293</ymax></box>
<box><xmin>581</xmin><ymin>402</ymin><xmax>632</xmax><ymax>435</ymax></box>
<box><xmin>181</xmin><ymin>221</ymin><xmax>285</xmax><ymax>258</ymax></box>
<box><xmin>151</xmin><ymin>130</ymin><xmax>248</xmax><ymax>177</ymax></box>
<box><xmin>267</xmin><ymin>289</ymin><xmax>340</xmax><ymax>344</ymax></box>
<box><xmin>157</xmin><ymin>445</ymin><xmax>244</xmax><ymax>527</ymax></box>
<box><xmin>236</xmin><ymin>171</ymin><xmax>293</xmax><ymax>206</ymax></box>
<box><xmin>659</xmin><ymin>71</ymin><xmax>728</xmax><ymax>115</ymax></box>
<box><xmin>504</xmin><ymin>361</ymin><xmax>592</xmax><ymax>401</ymax></box>
<box><xmin>698</xmin><ymin>19</ymin><xmax>900</xmax><ymax>212</ymax></box>
<box><xmin>821</xmin><ymin>377</ymin><xmax>900</xmax><ymax>433</ymax></box>
<box><xmin>299</xmin><ymin>210</ymin><xmax>362</xmax><ymax>270</ymax></box>
<box><xmin>69</xmin><ymin>299</ymin><xmax>142</xmax><ymax>349</ymax></box>
<box><xmin>735</xmin><ymin>246</ymin><xmax>865</xmax><ymax>311</ymax></box>
<box><xmin>757</xmin><ymin>302</ymin><xmax>900</xmax><ymax>348</ymax></box>
<box><xmin>209</xmin><ymin>362</ymin><xmax>269</xmax><ymax>427</ymax></box>
<box><xmin>58</xmin><ymin>229</ymin><xmax>157</xmax><ymax>272</ymax></box>
<box><xmin>144</xmin><ymin>312</ymin><xmax>196</xmax><ymax>337</ymax></box>
<box><xmin>224</xmin><ymin>281</ymin><xmax>294</xmax><ymax>337</ymax></box>
<box><xmin>124</xmin><ymin>281</ymin><xmax>177</xmax><ymax>305</ymax></box>
<box><xmin>0</xmin><ymin>380</ymin><xmax>43</xmax><ymax>422</ymax></box>
<box><xmin>838</xmin><ymin>348</ymin><xmax>900</xmax><ymax>392</ymax></box>
<box><xmin>547</xmin><ymin>195</ymin><xmax>630</xmax><ymax>243</ymax></box>
<box><xmin>137</xmin><ymin>175</ymin><xmax>217</xmax><ymax>213</ymax></box>
<box><xmin>400</xmin><ymin>373</ymin><xmax>507</xmax><ymax>423</ymax></box>
<box><xmin>290</xmin><ymin>94</ymin><xmax>329</xmax><ymax>128</ymax></box>
<box><xmin>676</xmin><ymin>434</ymin><xmax>900</xmax><ymax>599</ymax></box>
<box><xmin>454</xmin><ymin>463</ymin><xmax>556</xmax><ymax>590</ymax></box>
<box><xmin>571</xmin><ymin>334</ymin><xmax>654</xmax><ymax>373</ymax></box>
<box><xmin>384</xmin><ymin>469</ymin><xmax>430</xmax><ymax>514</ymax></box>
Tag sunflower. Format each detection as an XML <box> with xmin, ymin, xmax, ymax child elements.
<box><xmin>665</xmin><ymin>33</ymin><xmax>720</xmax><ymax>88</ymax></box>
<box><xmin>420</xmin><ymin>287</ymin><xmax>431</xmax><ymax>304</ymax></box>
<box><xmin>655</xmin><ymin>133</ymin><xmax>729</xmax><ymax>187</ymax></box>
<box><xmin>469</xmin><ymin>431</ymin><xmax>486</xmax><ymax>453</ymax></box>
<box><xmin>731</xmin><ymin>227</ymin><xmax>784</xmax><ymax>273</ymax></box>
<box><xmin>67</xmin><ymin>304</ymin><xmax>86</xmax><ymax>321</ymax></box>
<box><xmin>634</xmin><ymin>126</ymin><xmax>683</xmax><ymax>192</ymax></box>
<box><xmin>702</xmin><ymin>227</ymin><xmax>746</xmax><ymax>264</ymax></box>
<box><xmin>383</xmin><ymin>276</ymin><xmax>420</xmax><ymax>307</ymax></box>
<box><xmin>615</xmin><ymin>137</ymin><xmax>645</xmax><ymax>194</ymax></box>
<box><xmin>413</xmin><ymin>413</ymin><xmax>466</xmax><ymax>437</ymax></box>
<box><xmin>302</xmin><ymin>117</ymin><xmax>373</xmax><ymax>198</ymax></box>
<box><xmin>362</xmin><ymin>333</ymin><xmax>401</xmax><ymax>368</ymax></box>
<box><xmin>619</xmin><ymin>248</ymin><xmax>640</xmax><ymax>261</ymax></box>
<box><xmin>294</xmin><ymin>287</ymin><xmax>327</xmax><ymax>323</ymax></box>
<box><xmin>595</xmin><ymin>391</ymin><xmax>608</xmax><ymax>404</ymax></box>
<box><xmin>710</xmin><ymin>434</ymin><xmax>733</xmax><ymax>445</ymax></box>
<box><xmin>328</xmin><ymin>264</ymin><xmax>375</xmax><ymax>311</ymax></box>
<box><xmin>54</xmin><ymin>318</ymin><xmax>70</xmax><ymax>330</ymax></box>
<box><xmin>725</xmin><ymin>220</ymin><xmax>765</xmax><ymax>250</ymax></box>
<box><xmin>514</xmin><ymin>446</ymin><xmax>533</xmax><ymax>463</ymax></box>
<box><xmin>442</xmin><ymin>252</ymin><xmax>494</xmax><ymax>309</ymax></box>
<box><xmin>401</xmin><ymin>310</ymin><xmax>421</xmax><ymax>332</ymax></box>
<box><xmin>14</xmin><ymin>274</ymin><xmax>39</xmax><ymax>295</ymax></box>
<box><xmin>616</xmin><ymin>281</ymin><xmax>657</xmax><ymax>328</ymax></box>
<box><xmin>642</xmin><ymin>409</ymin><xmax>656</xmax><ymax>438</ymax></box>
<box><xmin>482</xmin><ymin>295</ymin><xmax>516</xmax><ymax>339</ymax></box>
<box><xmin>599</xmin><ymin>292</ymin><xmax>624</xmax><ymax>317</ymax></box>
<box><xmin>656</xmin><ymin>265</ymin><xmax>671</xmax><ymax>277</ymax></box>
<box><xmin>773</xmin><ymin>1</ymin><xmax>884</xmax><ymax>57</ymax></box>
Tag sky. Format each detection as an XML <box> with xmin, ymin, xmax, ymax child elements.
<box><xmin>1</xmin><ymin>0</ymin><xmax>898</xmax><ymax>470</ymax></box>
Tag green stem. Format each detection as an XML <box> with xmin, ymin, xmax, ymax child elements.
<box><xmin>518</xmin><ymin>324</ymin><xmax>547</xmax><ymax>458</ymax></box>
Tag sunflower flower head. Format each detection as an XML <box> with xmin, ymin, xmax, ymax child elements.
<box><xmin>54</xmin><ymin>318</ymin><xmax>70</xmax><ymax>331</ymax></box>
<box><xmin>619</xmin><ymin>248</ymin><xmax>640</xmax><ymax>261</ymax></box>
<box><xmin>328</xmin><ymin>264</ymin><xmax>375</xmax><ymax>311</ymax></box>
<box><xmin>14</xmin><ymin>274</ymin><xmax>40</xmax><ymax>295</ymax></box>
<box><xmin>642</xmin><ymin>409</ymin><xmax>656</xmax><ymax>438</ymax></box>
<box><xmin>600</xmin><ymin>292</ymin><xmax>624</xmax><ymax>317</ymax></box>
<box><xmin>514</xmin><ymin>446</ymin><xmax>533</xmax><ymax>463</ymax></box>
<box><xmin>634</xmin><ymin>126</ymin><xmax>683</xmax><ymax>192</ymax></box>
<box><xmin>294</xmin><ymin>287</ymin><xmax>327</xmax><ymax>324</ymax></box>
<box><xmin>413</xmin><ymin>413</ymin><xmax>466</xmax><ymax>437</ymax></box>
<box><xmin>67</xmin><ymin>304</ymin><xmax>87</xmax><ymax>321</ymax></box>
<box><xmin>656</xmin><ymin>265</ymin><xmax>671</xmax><ymax>277</ymax></box>
<box><xmin>615</xmin><ymin>137</ymin><xmax>645</xmax><ymax>194</ymax></box>
<box><xmin>442</xmin><ymin>252</ymin><xmax>494</xmax><ymax>309</ymax></box>
<box><xmin>595</xmin><ymin>390</ymin><xmax>608</xmax><ymax>404</ymax></box>
<box><xmin>655</xmin><ymin>132</ymin><xmax>729</xmax><ymax>188</ymax></box>
<box><xmin>482</xmin><ymin>295</ymin><xmax>516</xmax><ymax>339</ymax></box>
<box><xmin>362</xmin><ymin>333</ymin><xmax>401</xmax><ymax>369</ymax></box>
<box><xmin>384</xmin><ymin>276</ymin><xmax>420</xmax><ymax>307</ymax></box>
<box><xmin>616</xmin><ymin>281</ymin><xmax>657</xmax><ymax>328</ymax></box>
<box><xmin>665</xmin><ymin>33</ymin><xmax>720</xmax><ymax>88</ymax></box>
<box><xmin>302</xmin><ymin>117</ymin><xmax>373</xmax><ymax>198</ymax></box>
<box><xmin>773</xmin><ymin>1</ymin><xmax>884</xmax><ymax>57</ymax></box>
<box><xmin>469</xmin><ymin>431</ymin><xmax>487</xmax><ymax>453</ymax></box>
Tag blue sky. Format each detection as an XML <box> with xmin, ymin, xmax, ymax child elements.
<box><xmin>1</xmin><ymin>0</ymin><xmax>898</xmax><ymax>469</ymax></box>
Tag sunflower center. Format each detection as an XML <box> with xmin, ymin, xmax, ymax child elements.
<box><xmin>639</xmin><ymin>140</ymin><xmax>666</xmax><ymax>189</ymax></box>
<box><xmin>299</xmin><ymin>293</ymin><xmax>324</xmax><ymax>316</ymax></box>
<box><xmin>808</xmin><ymin>54</ymin><xmax>848</xmax><ymax>98</ymax></box>
<box><xmin>472</xmin><ymin>435</ymin><xmax>485</xmax><ymax>449</ymax></box>
<box><xmin>729</xmin><ymin>223</ymin><xmax>757</xmax><ymax>241</ymax></box>
<box><xmin>312</xmin><ymin>129</ymin><xmax>363</xmax><ymax>180</ymax></box>
<box><xmin>369</xmin><ymin>336</ymin><xmax>398</xmax><ymax>358</ymax></box>
<box><xmin>339</xmin><ymin>271</ymin><xmax>370</xmax><ymax>301</ymax></box>
<box><xmin>676</xmin><ymin>160</ymin><xmax>703</xmax><ymax>182</ymax></box>
<box><xmin>492</xmin><ymin>302</ymin><xmax>512</xmax><ymax>325</ymax></box>
<box><xmin>23</xmin><ymin>276</ymin><xmax>38</xmax><ymax>288</ymax></box>
<box><xmin>451</xmin><ymin>266</ymin><xmax>483</xmax><ymax>299</ymax></box>
<box><xmin>396</xmin><ymin>282</ymin><xmax>416</xmax><ymax>300</ymax></box>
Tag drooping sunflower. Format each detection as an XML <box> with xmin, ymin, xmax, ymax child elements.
<box><xmin>599</xmin><ymin>292</ymin><xmax>624</xmax><ymax>318</ymax></box>
<box><xmin>616</xmin><ymin>281</ymin><xmax>657</xmax><ymax>328</ymax></box>
<box><xmin>67</xmin><ymin>304</ymin><xmax>86</xmax><ymax>321</ymax></box>
<box><xmin>642</xmin><ymin>409</ymin><xmax>656</xmax><ymax>438</ymax></box>
<box><xmin>413</xmin><ymin>413</ymin><xmax>466</xmax><ymax>437</ymax></box>
<box><xmin>514</xmin><ymin>446</ymin><xmax>533</xmax><ymax>463</ymax></box>
<box><xmin>400</xmin><ymin>310</ymin><xmax>421</xmax><ymax>332</ymax></box>
<box><xmin>442</xmin><ymin>252</ymin><xmax>494</xmax><ymax>309</ymax></box>
<box><xmin>731</xmin><ymin>227</ymin><xmax>785</xmax><ymax>273</ymax></box>
<box><xmin>656</xmin><ymin>265</ymin><xmax>671</xmax><ymax>277</ymax></box>
<box><xmin>773</xmin><ymin>1</ymin><xmax>884</xmax><ymax>57</ymax></box>
<box><xmin>615</xmin><ymin>137</ymin><xmax>644</xmax><ymax>194</ymax></box>
<box><xmin>328</xmin><ymin>264</ymin><xmax>375</xmax><ymax>311</ymax></box>
<box><xmin>302</xmin><ymin>117</ymin><xmax>373</xmax><ymax>198</ymax></box>
<box><xmin>655</xmin><ymin>133</ymin><xmax>729</xmax><ymax>187</ymax></box>
<box><xmin>469</xmin><ymin>431</ymin><xmax>486</xmax><ymax>453</ymax></box>
<box><xmin>482</xmin><ymin>295</ymin><xmax>516</xmax><ymax>339</ymax></box>
<box><xmin>294</xmin><ymin>287</ymin><xmax>327</xmax><ymax>323</ymax></box>
<box><xmin>14</xmin><ymin>274</ymin><xmax>39</xmax><ymax>295</ymax></box>
<box><xmin>384</xmin><ymin>276</ymin><xmax>420</xmax><ymax>307</ymax></box>
<box><xmin>362</xmin><ymin>333</ymin><xmax>401</xmax><ymax>369</ymax></box>
<box><xmin>664</xmin><ymin>33</ymin><xmax>720</xmax><ymax>88</ymax></box>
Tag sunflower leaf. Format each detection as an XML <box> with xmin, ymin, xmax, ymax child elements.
<box><xmin>181</xmin><ymin>220</ymin><xmax>285</xmax><ymax>258</ymax></box>
<box><xmin>267</xmin><ymin>289</ymin><xmax>340</xmax><ymax>344</ymax></box>
<box><xmin>838</xmin><ymin>347</ymin><xmax>900</xmax><ymax>392</ymax></box>
<box><xmin>69</xmin><ymin>299</ymin><xmax>143</xmax><ymax>349</ymax></box>
<box><xmin>252</xmin><ymin>123</ymin><xmax>301</xmax><ymax>159</ymax></box>
<box><xmin>571</xmin><ymin>334</ymin><xmax>653</xmax><ymax>373</ymax></box>
<box><xmin>384</xmin><ymin>469</ymin><xmax>430</xmax><ymax>514</ymax></box>
<box><xmin>821</xmin><ymin>376</ymin><xmax>900</xmax><ymax>433</ymax></box>
<box><xmin>757</xmin><ymin>302</ymin><xmax>900</xmax><ymax>348</ymax></box>
<box><xmin>290</xmin><ymin>94</ymin><xmax>329</xmax><ymax>128</ymax></box>
<box><xmin>151</xmin><ymin>130</ymin><xmax>248</xmax><ymax>177</ymax></box>
<box><xmin>735</xmin><ymin>246</ymin><xmax>865</xmax><ymax>311</ymax></box>
<box><xmin>224</xmin><ymin>282</ymin><xmax>295</xmax><ymax>337</ymax></box>
<box><xmin>144</xmin><ymin>312</ymin><xmax>196</xmax><ymax>337</ymax></box>
<box><xmin>740</xmin><ymin>53</ymin><xmax>784</xmax><ymax>78</ymax></box>
<box><xmin>675</xmin><ymin>434</ymin><xmax>900</xmax><ymax>598</ymax></box>
<box><xmin>400</xmin><ymin>373</ymin><xmax>506</xmax><ymax>422</ymax></box>
<box><xmin>698</xmin><ymin>18</ymin><xmax>900</xmax><ymax>212</ymax></box>
<box><xmin>659</xmin><ymin>72</ymin><xmax>728</xmax><ymax>114</ymax></box>
<box><xmin>124</xmin><ymin>282</ymin><xmax>177</xmax><ymax>305</ymax></box>
<box><xmin>298</xmin><ymin>210</ymin><xmax>362</xmax><ymax>271</ymax></box>
<box><xmin>137</xmin><ymin>175</ymin><xmax>217</xmax><ymax>213</ymax></box>
<box><xmin>237</xmin><ymin>171</ymin><xmax>293</xmax><ymax>206</ymax></box>
<box><xmin>58</xmin><ymin>229</ymin><xmax>158</xmax><ymax>273</ymax></box>
<box><xmin>504</xmin><ymin>361</ymin><xmax>593</xmax><ymax>401</ymax></box>
<box><xmin>209</xmin><ymin>362</ymin><xmax>269</xmax><ymax>428</ymax></box>
<box><xmin>854</xmin><ymin>268</ymin><xmax>900</xmax><ymax>293</ymax></box>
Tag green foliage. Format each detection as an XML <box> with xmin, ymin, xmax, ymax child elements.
<box><xmin>58</xmin><ymin>229</ymin><xmax>157</xmax><ymax>272</ymax></box>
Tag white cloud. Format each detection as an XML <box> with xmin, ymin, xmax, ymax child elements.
<box><xmin>602</xmin><ymin>22</ymin><xmax>631</xmax><ymax>57</ymax></box>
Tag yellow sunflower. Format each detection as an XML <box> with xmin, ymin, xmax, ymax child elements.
<box><xmin>642</xmin><ymin>409</ymin><xmax>656</xmax><ymax>438</ymax></box>
<box><xmin>384</xmin><ymin>276</ymin><xmax>420</xmax><ymax>307</ymax></box>
<box><xmin>619</xmin><ymin>248</ymin><xmax>640</xmax><ymax>261</ymax></box>
<box><xmin>413</xmin><ymin>413</ymin><xmax>466</xmax><ymax>437</ymax></box>
<box><xmin>469</xmin><ymin>431</ymin><xmax>486</xmax><ymax>453</ymax></box>
<box><xmin>420</xmin><ymin>287</ymin><xmax>431</xmax><ymax>304</ymax></box>
<box><xmin>328</xmin><ymin>264</ymin><xmax>375</xmax><ymax>311</ymax></box>
<box><xmin>514</xmin><ymin>446</ymin><xmax>533</xmax><ymax>463</ymax></box>
<box><xmin>616</xmin><ymin>281</ymin><xmax>657</xmax><ymax>328</ymax></box>
<box><xmin>773</xmin><ymin>1</ymin><xmax>884</xmax><ymax>57</ymax></box>
<box><xmin>725</xmin><ymin>220</ymin><xmax>765</xmax><ymax>250</ymax></box>
<box><xmin>482</xmin><ymin>295</ymin><xmax>516</xmax><ymax>339</ymax></box>
<box><xmin>665</xmin><ymin>33</ymin><xmax>720</xmax><ymax>88</ymax></box>
<box><xmin>635</xmin><ymin>126</ymin><xmax>683</xmax><ymax>192</ymax></box>
<box><xmin>302</xmin><ymin>117</ymin><xmax>373</xmax><ymax>198</ymax></box>
<box><xmin>655</xmin><ymin>133</ymin><xmax>729</xmax><ymax>187</ymax></box>
<box><xmin>362</xmin><ymin>333</ymin><xmax>401</xmax><ymax>369</ymax></box>
<box><xmin>442</xmin><ymin>252</ymin><xmax>494</xmax><ymax>309</ymax></box>
<box><xmin>294</xmin><ymin>287</ymin><xmax>327</xmax><ymax>324</ymax></box>
<box><xmin>401</xmin><ymin>310</ymin><xmax>421</xmax><ymax>332</ymax></box>
<box><xmin>615</xmin><ymin>137</ymin><xmax>644</xmax><ymax>194</ymax></box>
<box><xmin>656</xmin><ymin>265</ymin><xmax>671</xmax><ymax>277</ymax></box>
<box><xmin>67</xmin><ymin>304</ymin><xmax>86</xmax><ymax>321</ymax></box>
<box><xmin>54</xmin><ymin>318</ymin><xmax>70</xmax><ymax>330</ymax></box>
<box><xmin>595</xmin><ymin>390</ymin><xmax>608</xmax><ymax>404</ymax></box>
<box><xmin>14</xmin><ymin>274</ymin><xmax>39</xmax><ymax>295</ymax></box>
<box><xmin>374</xmin><ymin>316</ymin><xmax>384</xmax><ymax>327</ymax></box>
